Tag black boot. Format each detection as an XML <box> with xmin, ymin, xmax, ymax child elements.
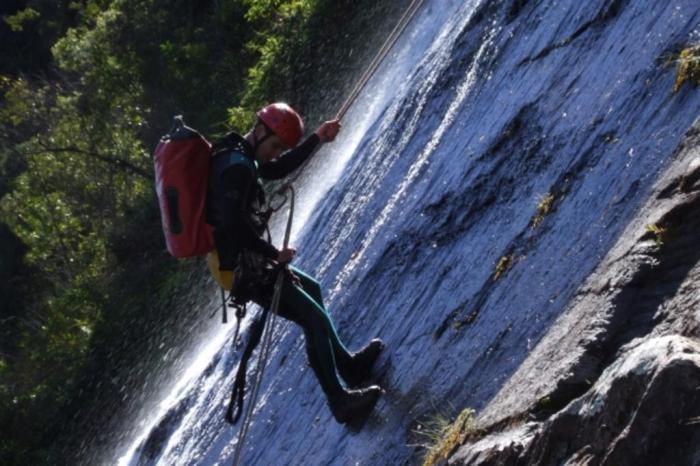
<box><xmin>338</xmin><ymin>338</ymin><xmax>385</xmax><ymax>387</ymax></box>
<box><xmin>329</xmin><ymin>385</ymin><xmax>383</xmax><ymax>424</ymax></box>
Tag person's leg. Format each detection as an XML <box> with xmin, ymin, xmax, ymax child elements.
<box><xmin>289</xmin><ymin>266</ymin><xmax>324</xmax><ymax>304</ymax></box>
<box><xmin>273</xmin><ymin>271</ymin><xmax>383</xmax><ymax>423</ymax></box>
<box><xmin>287</xmin><ymin>267</ymin><xmax>385</xmax><ymax>387</ymax></box>
<box><xmin>288</xmin><ymin>267</ymin><xmax>353</xmax><ymax>367</ymax></box>
<box><xmin>276</xmin><ymin>274</ymin><xmax>346</xmax><ymax>399</ymax></box>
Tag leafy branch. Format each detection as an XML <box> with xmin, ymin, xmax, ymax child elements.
<box><xmin>33</xmin><ymin>142</ymin><xmax>151</xmax><ymax>179</ymax></box>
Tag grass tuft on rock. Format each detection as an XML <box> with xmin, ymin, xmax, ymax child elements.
<box><xmin>493</xmin><ymin>255</ymin><xmax>513</xmax><ymax>281</ymax></box>
<box><xmin>418</xmin><ymin>408</ymin><xmax>477</xmax><ymax>466</ymax></box>
<box><xmin>531</xmin><ymin>193</ymin><xmax>555</xmax><ymax>228</ymax></box>
<box><xmin>672</xmin><ymin>43</ymin><xmax>700</xmax><ymax>92</ymax></box>
<box><xmin>645</xmin><ymin>223</ymin><xmax>669</xmax><ymax>246</ymax></box>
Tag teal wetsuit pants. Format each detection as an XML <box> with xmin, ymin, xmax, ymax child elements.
<box><xmin>273</xmin><ymin>266</ymin><xmax>354</xmax><ymax>398</ymax></box>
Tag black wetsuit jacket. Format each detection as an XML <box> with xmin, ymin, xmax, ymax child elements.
<box><xmin>206</xmin><ymin>132</ymin><xmax>320</xmax><ymax>271</ymax></box>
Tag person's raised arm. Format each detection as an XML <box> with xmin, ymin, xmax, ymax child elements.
<box><xmin>260</xmin><ymin>119</ymin><xmax>342</xmax><ymax>180</ymax></box>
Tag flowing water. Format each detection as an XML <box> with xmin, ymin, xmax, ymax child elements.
<box><xmin>105</xmin><ymin>0</ymin><xmax>700</xmax><ymax>464</ymax></box>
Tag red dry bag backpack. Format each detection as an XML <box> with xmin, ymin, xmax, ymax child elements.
<box><xmin>153</xmin><ymin>116</ymin><xmax>214</xmax><ymax>257</ymax></box>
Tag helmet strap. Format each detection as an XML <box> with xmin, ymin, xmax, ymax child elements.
<box><xmin>252</xmin><ymin>122</ymin><xmax>273</xmax><ymax>153</ymax></box>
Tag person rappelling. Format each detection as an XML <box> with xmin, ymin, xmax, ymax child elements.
<box><xmin>150</xmin><ymin>1</ymin><xmax>424</xmax><ymax>462</ymax></box>
<box><xmin>206</xmin><ymin>102</ymin><xmax>384</xmax><ymax>424</ymax></box>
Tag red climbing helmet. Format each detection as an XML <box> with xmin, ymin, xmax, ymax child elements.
<box><xmin>257</xmin><ymin>102</ymin><xmax>304</xmax><ymax>148</ymax></box>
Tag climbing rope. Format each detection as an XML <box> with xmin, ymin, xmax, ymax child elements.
<box><xmin>334</xmin><ymin>0</ymin><xmax>426</xmax><ymax>121</ymax></box>
<box><xmin>231</xmin><ymin>185</ymin><xmax>295</xmax><ymax>466</ymax></box>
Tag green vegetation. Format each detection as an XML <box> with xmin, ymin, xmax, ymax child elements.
<box><xmin>535</xmin><ymin>395</ymin><xmax>552</xmax><ymax>410</ymax></box>
<box><xmin>531</xmin><ymin>192</ymin><xmax>555</xmax><ymax>228</ymax></box>
<box><xmin>452</xmin><ymin>309</ymin><xmax>479</xmax><ymax>330</ymax></box>
<box><xmin>415</xmin><ymin>408</ymin><xmax>476</xmax><ymax>466</ymax></box>
<box><xmin>0</xmin><ymin>0</ymin><xmax>402</xmax><ymax>463</ymax></box>
<box><xmin>672</xmin><ymin>43</ymin><xmax>700</xmax><ymax>93</ymax></box>
<box><xmin>645</xmin><ymin>223</ymin><xmax>670</xmax><ymax>246</ymax></box>
<box><xmin>493</xmin><ymin>254</ymin><xmax>513</xmax><ymax>281</ymax></box>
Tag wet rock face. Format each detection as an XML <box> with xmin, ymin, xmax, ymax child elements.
<box><xmin>449</xmin><ymin>123</ymin><xmax>700</xmax><ymax>465</ymax></box>
<box><xmin>564</xmin><ymin>337</ymin><xmax>700</xmax><ymax>466</ymax></box>
<box><xmin>451</xmin><ymin>337</ymin><xmax>700</xmax><ymax>466</ymax></box>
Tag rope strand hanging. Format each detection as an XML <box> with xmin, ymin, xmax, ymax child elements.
<box><xmin>335</xmin><ymin>0</ymin><xmax>426</xmax><ymax>121</ymax></box>
<box><xmin>231</xmin><ymin>186</ymin><xmax>295</xmax><ymax>466</ymax></box>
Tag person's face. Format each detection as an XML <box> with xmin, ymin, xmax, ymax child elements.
<box><xmin>254</xmin><ymin>125</ymin><xmax>288</xmax><ymax>164</ymax></box>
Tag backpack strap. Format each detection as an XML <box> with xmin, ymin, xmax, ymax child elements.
<box><xmin>209</xmin><ymin>149</ymin><xmax>259</xmax><ymax>212</ymax></box>
<box><xmin>223</xmin><ymin>151</ymin><xmax>258</xmax><ymax>177</ymax></box>
<box><xmin>211</xmin><ymin>150</ymin><xmax>258</xmax><ymax>180</ymax></box>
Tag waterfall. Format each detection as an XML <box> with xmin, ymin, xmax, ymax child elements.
<box><xmin>107</xmin><ymin>0</ymin><xmax>700</xmax><ymax>464</ymax></box>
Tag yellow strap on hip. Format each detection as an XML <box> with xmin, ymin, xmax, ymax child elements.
<box><xmin>206</xmin><ymin>249</ymin><xmax>236</xmax><ymax>291</ymax></box>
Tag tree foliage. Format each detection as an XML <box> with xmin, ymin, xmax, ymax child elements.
<box><xmin>0</xmin><ymin>0</ymin><xmax>325</xmax><ymax>463</ymax></box>
<box><xmin>0</xmin><ymin>0</ymin><xmax>401</xmax><ymax>462</ymax></box>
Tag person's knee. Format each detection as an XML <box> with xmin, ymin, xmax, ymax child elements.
<box><xmin>291</xmin><ymin>267</ymin><xmax>322</xmax><ymax>291</ymax></box>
